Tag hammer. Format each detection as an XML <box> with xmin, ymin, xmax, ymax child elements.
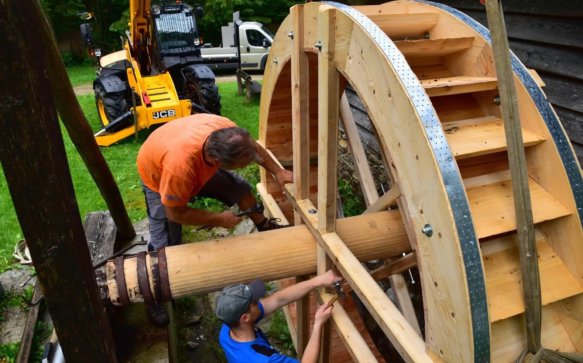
<box><xmin>328</xmin><ymin>281</ymin><xmax>345</xmax><ymax>305</ymax></box>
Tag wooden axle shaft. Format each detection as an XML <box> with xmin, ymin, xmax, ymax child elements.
<box><xmin>106</xmin><ymin>211</ymin><xmax>410</xmax><ymax>305</ymax></box>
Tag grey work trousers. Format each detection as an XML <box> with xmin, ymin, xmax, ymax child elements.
<box><xmin>142</xmin><ymin>169</ymin><xmax>251</xmax><ymax>250</ymax></box>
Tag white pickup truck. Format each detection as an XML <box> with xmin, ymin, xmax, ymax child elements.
<box><xmin>201</xmin><ymin>21</ymin><xmax>273</xmax><ymax>72</ymax></box>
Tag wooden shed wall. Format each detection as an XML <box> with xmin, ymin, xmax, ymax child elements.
<box><xmin>437</xmin><ymin>0</ymin><xmax>583</xmax><ymax>165</ymax></box>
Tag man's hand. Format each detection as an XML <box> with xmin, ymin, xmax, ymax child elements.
<box><xmin>216</xmin><ymin>211</ymin><xmax>242</xmax><ymax>228</ymax></box>
<box><xmin>275</xmin><ymin>168</ymin><xmax>293</xmax><ymax>191</ymax></box>
<box><xmin>316</xmin><ymin>269</ymin><xmax>342</xmax><ymax>288</ymax></box>
<box><xmin>314</xmin><ymin>302</ymin><xmax>334</xmax><ymax>327</ymax></box>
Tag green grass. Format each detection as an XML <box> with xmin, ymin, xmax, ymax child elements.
<box><xmin>66</xmin><ymin>64</ymin><xmax>97</xmax><ymax>87</ymax></box>
<box><xmin>0</xmin><ymin>77</ymin><xmax>260</xmax><ymax>272</ymax></box>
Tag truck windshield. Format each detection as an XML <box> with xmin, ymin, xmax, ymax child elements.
<box><xmin>261</xmin><ymin>25</ymin><xmax>274</xmax><ymax>39</ymax></box>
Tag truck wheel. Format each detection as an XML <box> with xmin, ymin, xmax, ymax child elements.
<box><xmin>94</xmin><ymin>84</ymin><xmax>129</xmax><ymax>128</ymax></box>
<box><xmin>185</xmin><ymin>76</ymin><xmax>222</xmax><ymax>115</ymax></box>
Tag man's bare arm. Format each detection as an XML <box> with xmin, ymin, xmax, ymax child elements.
<box><xmin>253</xmin><ymin>141</ymin><xmax>293</xmax><ymax>190</ymax></box>
<box><xmin>165</xmin><ymin>206</ymin><xmax>241</xmax><ymax>228</ymax></box>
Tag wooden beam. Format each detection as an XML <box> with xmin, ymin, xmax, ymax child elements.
<box><xmin>16</xmin><ymin>283</ymin><xmax>43</xmax><ymax>363</ymax></box>
<box><xmin>316</xmin><ymin>291</ymin><xmax>379</xmax><ymax>363</ymax></box>
<box><xmin>443</xmin><ymin>118</ymin><xmax>545</xmax><ymax>160</ymax></box>
<box><xmin>340</xmin><ymin>93</ymin><xmax>379</xmax><ymax>207</ymax></box>
<box><xmin>107</xmin><ymin>211</ymin><xmax>410</xmax><ymax>304</ymax></box>
<box><xmin>318</xmin><ymin>5</ymin><xmax>339</xmax><ymax>233</ymax></box>
<box><xmin>291</xmin><ymin>196</ymin><xmax>432</xmax><ymax>363</ymax></box>
<box><xmin>389</xmin><ymin>274</ymin><xmax>422</xmax><ymax>336</ymax></box>
<box><xmin>421</xmin><ymin>76</ymin><xmax>499</xmax><ymax>97</ymax></box>
<box><xmin>364</xmin><ymin>184</ymin><xmax>401</xmax><ymax>214</ymax></box>
<box><xmin>291</xmin><ymin>5</ymin><xmax>311</xmax><ymax>356</ymax></box>
<box><xmin>353</xmin><ymin>11</ymin><xmax>439</xmax><ymax>38</ymax></box>
<box><xmin>395</xmin><ymin>37</ymin><xmax>475</xmax><ymax>58</ymax></box>
<box><xmin>368</xmin><ymin>253</ymin><xmax>418</xmax><ymax>282</ymax></box>
<box><xmin>292</xmin><ymin>4</ymin><xmax>311</xmax><ymax>203</ymax></box>
<box><xmin>36</xmin><ymin>0</ymin><xmax>135</xmax><ymax>241</ymax></box>
<box><xmin>486</xmin><ymin>0</ymin><xmax>539</xmax><ymax>353</ymax></box>
<box><xmin>318</xmin><ymin>8</ymin><xmax>339</xmax><ymax>361</ymax></box>
<box><xmin>0</xmin><ymin>1</ymin><xmax>117</xmax><ymax>360</ymax></box>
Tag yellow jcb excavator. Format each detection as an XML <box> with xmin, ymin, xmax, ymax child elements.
<box><xmin>81</xmin><ymin>1</ymin><xmax>221</xmax><ymax>146</ymax></box>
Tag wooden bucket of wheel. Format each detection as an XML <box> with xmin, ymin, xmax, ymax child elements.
<box><xmin>257</xmin><ymin>2</ymin><xmax>583</xmax><ymax>362</ymax></box>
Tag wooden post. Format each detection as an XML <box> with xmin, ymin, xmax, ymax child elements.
<box><xmin>339</xmin><ymin>94</ymin><xmax>379</xmax><ymax>207</ymax></box>
<box><xmin>291</xmin><ymin>5</ymin><xmax>312</xmax><ymax>357</ymax></box>
<box><xmin>32</xmin><ymin>0</ymin><xmax>135</xmax><ymax>241</ymax></box>
<box><xmin>317</xmin><ymin>7</ymin><xmax>338</xmax><ymax>362</ymax></box>
<box><xmin>485</xmin><ymin>0</ymin><xmax>540</xmax><ymax>354</ymax></box>
<box><xmin>0</xmin><ymin>1</ymin><xmax>118</xmax><ymax>361</ymax></box>
<box><xmin>317</xmin><ymin>6</ymin><xmax>339</xmax><ymax>234</ymax></box>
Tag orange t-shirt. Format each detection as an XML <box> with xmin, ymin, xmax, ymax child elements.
<box><xmin>137</xmin><ymin>114</ymin><xmax>236</xmax><ymax>207</ymax></box>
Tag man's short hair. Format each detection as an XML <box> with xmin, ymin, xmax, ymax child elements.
<box><xmin>215</xmin><ymin>279</ymin><xmax>266</xmax><ymax>325</ymax></box>
<box><xmin>206</xmin><ymin>127</ymin><xmax>258</xmax><ymax>169</ymax></box>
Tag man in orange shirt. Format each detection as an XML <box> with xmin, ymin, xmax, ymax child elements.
<box><xmin>137</xmin><ymin>114</ymin><xmax>293</xmax><ymax>252</ymax></box>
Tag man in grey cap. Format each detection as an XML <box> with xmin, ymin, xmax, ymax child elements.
<box><xmin>215</xmin><ymin>270</ymin><xmax>342</xmax><ymax>363</ymax></box>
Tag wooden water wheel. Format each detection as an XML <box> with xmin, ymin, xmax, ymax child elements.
<box><xmin>257</xmin><ymin>1</ymin><xmax>583</xmax><ymax>362</ymax></box>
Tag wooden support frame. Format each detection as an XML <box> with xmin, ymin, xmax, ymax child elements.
<box><xmin>317</xmin><ymin>6</ymin><xmax>339</xmax><ymax>234</ymax></box>
<box><xmin>258</xmin><ymin>1</ymin><xmax>583</xmax><ymax>361</ymax></box>
<box><xmin>288</xmin><ymin>193</ymin><xmax>432</xmax><ymax>363</ymax></box>
<box><xmin>317</xmin><ymin>7</ymin><xmax>339</xmax><ymax>362</ymax></box>
<box><xmin>291</xmin><ymin>5</ymin><xmax>312</xmax><ymax>357</ymax></box>
<box><xmin>316</xmin><ymin>291</ymin><xmax>379</xmax><ymax>362</ymax></box>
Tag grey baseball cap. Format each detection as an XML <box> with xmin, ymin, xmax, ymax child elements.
<box><xmin>215</xmin><ymin>279</ymin><xmax>266</xmax><ymax>325</ymax></box>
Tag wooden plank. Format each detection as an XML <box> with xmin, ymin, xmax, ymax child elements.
<box><xmin>486</xmin><ymin>0</ymin><xmax>540</xmax><ymax>351</ymax></box>
<box><xmin>292</xmin><ymin>4</ymin><xmax>311</xmax><ymax>202</ymax></box>
<box><xmin>482</xmin><ymin>233</ymin><xmax>583</xmax><ymax>322</ymax></box>
<box><xmin>411</xmin><ymin>64</ymin><xmax>453</xmax><ymax>80</ymax></box>
<box><xmin>39</xmin><ymin>0</ymin><xmax>135</xmax><ymax>239</ymax></box>
<box><xmin>317</xmin><ymin>8</ymin><xmax>338</xmax><ymax>361</ymax></box>
<box><xmin>318</xmin><ymin>6</ymin><xmax>339</xmax><ymax>233</ymax></box>
<box><xmin>355</xmin><ymin>11</ymin><xmax>439</xmax><ymax>39</ymax></box>
<box><xmin>315</xmin><ymin>291</ymin><xmax>379</xmax><ymax>363</ymax></box>
<box><xmin>389</xmin><ymin>274</ymin><xmax>422</xmax><ymax>336</ymax></box>
<box><xmin>527</xmin><ymin>69</ymin><xmax>545</xmax><ymax>88</ymax></box>
<box><xmin>467</xmin><ymin>177</ymin><xmax>571</xmax><ymax>239</ymax></box>
<box><xmin>0</xmin><ymin>1</ymin><xmax>118</xmax><ymax>360</ymax></box>
<box><xmin>364</xmin><ymin>185</ymin><xmax>401</xmax><ymax>214</ymax></box>
<box><xmin>291</xmin><ymin>6</ymin><xmax>311</xmax><ymax>356</ymax></box>
<box><xmin>491</xmin><ymin>303</ymin><xmax>577</xmax><ymax>363</ymax></box>
<box><xmin>283</xmin><ymin>278</ymin><xmax>386</xmax><ymax>362</ymax></box>
<box><xmin>16</xmin><ymin>283</ymin><xmax>43</xmax><ymax>363</ymax></box>
<box><xmin>292</xmin><ymin>197</ymin><xmax>432</xmax><ymax>363</ymax></box>
<box><xmin>443</xmin><ymin>117</ymin><xmax>545</xmax><ymax>159</ymax></box>
<box><xmin>420</xmin><ymin>76</ymin><xmax>498</xmax><ymax>97</ymax></box>
<box><xmin>432</xmin><ymin>94</ymin><xmax>487</xmax><ymax>122</ymax></box>
<box><xmin>395</xmin><ymin>37</ymin><xmax>474</xmax><ymax>58</ymax></box>
<box><xmin>340</xmin><ymin>93</ymin><xmax>379</xmax><ymax>206</ymax></box>
<box><xmin>368</xmin><ymin>253</ymin><xmax>418</xmax><ymax>283</ymax></box>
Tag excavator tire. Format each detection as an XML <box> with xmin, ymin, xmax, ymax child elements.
<box><xmin>184</xmin><ymin>74</ymin><xmax>221</xmax><ymax>115</ymax></box>
<box><xmin>94</xmin><ymin>84</ymin><xmax>129</xmax><ymax>128</ymax></box>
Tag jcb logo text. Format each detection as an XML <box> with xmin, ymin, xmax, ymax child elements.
<box><xmin>153</xmin><ymin>109</ymin><xmax>176</xmax><ymax>119</ymax></box>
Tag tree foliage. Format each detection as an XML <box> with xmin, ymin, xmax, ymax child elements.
<box><xmin>194</xmin><ymin>0</ymin><xmax>303</xmax><ymax>44</ymax></box>
<box><xmin>40</xmin><ymin>0</ymin><xmax>305</xmax><ymax>53</ymax></box>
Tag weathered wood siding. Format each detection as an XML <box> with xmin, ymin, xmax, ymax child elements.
<box><xmin>438</xmin><ymin>0</ymin><xmax>583</xmax><ymax>165</ymax></box>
